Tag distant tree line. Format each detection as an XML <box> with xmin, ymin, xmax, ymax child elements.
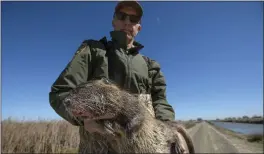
<box><xmin>214</xmin><ymin>115</ymin><xmax>263</xmax><ymax>124</ymax></box>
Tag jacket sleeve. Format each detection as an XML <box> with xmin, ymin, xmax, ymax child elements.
<box><xmin>149</xmin><ymin>59</ymin><xmax>175</xmax><ymax>121</ymax></box>
<box><xmin>49</xmin><ymin>40</ymin><xmax>108</xmax><ymax>126</ymax></box>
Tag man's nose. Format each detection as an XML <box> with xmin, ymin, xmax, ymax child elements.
<box><xmin>124</xmin><ymin>17</ymin><xmax>131</xmax><ymax>25</ymax></box>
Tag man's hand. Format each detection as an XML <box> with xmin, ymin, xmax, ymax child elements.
<box><xmin>83</xmin><ymin>119</ymin><xmax>126</xmax><ymax>139</ymax></box>
<box><xmin>84</xmin><ymin>119</ymin><xmax>106</xmax><ymax>133</ymax></box>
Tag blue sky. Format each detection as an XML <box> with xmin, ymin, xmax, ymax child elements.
<box><xmin>2</xmin><ymin>1</ymin><xmax>263</xmax><ymax>121</ymax></box>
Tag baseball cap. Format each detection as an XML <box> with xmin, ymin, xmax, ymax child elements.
<box><xmin>115</xmin><ymin>0</ymin><xmax>143</xmax><ymax>18</ymax></box>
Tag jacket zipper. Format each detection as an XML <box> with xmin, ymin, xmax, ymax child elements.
<box><xmin>123</xmin><ymin>49</ymin><xmax>131</xmax><ymax>90</ymax></box>
<box><xmin>127</xmin><ymin>54</ymin><xmax>132</xmax><ymax>89</ymax></box>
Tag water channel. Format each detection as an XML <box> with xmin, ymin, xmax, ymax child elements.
<box><xmin>210</xmin><ymin>121</ymin><xmax>263</xmax><ymax>135</ymax></box>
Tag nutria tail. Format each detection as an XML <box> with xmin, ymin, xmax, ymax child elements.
<box><xmin>176</xmin><ymin>125</ymin><xmax>195</xmax><ymax>154</ymax></box>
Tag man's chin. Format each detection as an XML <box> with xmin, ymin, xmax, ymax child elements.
<box><xmin>126</xmin><ymin>35</ymin><xmax>133</xmax><ymax>42</ymax></box>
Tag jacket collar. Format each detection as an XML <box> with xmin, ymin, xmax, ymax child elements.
<box><xmin>110</xmin><ymin>30</ymin><xmax>144</xmax><ymax>53</ymax></box>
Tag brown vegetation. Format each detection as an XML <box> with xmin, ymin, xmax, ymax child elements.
<box><xmin>2</xmin><ymin>117</ymin><xmax>195</xmax><ymax>153</ymax></box>
<box><xmin>179</xmin><ymin>120</ymin><xmax>197</xmax><ymax>129</ymax></box>
<box><xmin>2</xmin><ymin>118</ymin><xmax>79</xmax><ymax>153</ymax></box>
<box><xmin>246</xmin><ymin>134</ymin><xmax>264</xmax><ymax>143</ymax></box>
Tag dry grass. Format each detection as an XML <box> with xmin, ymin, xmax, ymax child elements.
<box><xmin>181</xmin><ymin>121</ymin><xmax>197</xmax><ymax>129</ymax></box>
<box><xmin>2</xmin><ymin>118</ymin><xmax>80</xmax><ymax>153</ymax></box>
<box><xmin>2</xmin><ymin>117</ymin><xmax>196</xmax><ymax>153</ymax></box>
<box><xmin>176</xmin><ymin>120</ymin><xmax>197</xmax><ymax>129</ymax></box>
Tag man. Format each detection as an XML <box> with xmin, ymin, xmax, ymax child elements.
<box><xmin>49</xmin><ymin>0</ymin><xmax>175</xmax><ymax>153</ymax></box>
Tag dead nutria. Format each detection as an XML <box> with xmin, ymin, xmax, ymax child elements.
<box><xmin>63</xmin><ymin>78</ymin><xmax>195</xmax><ymax>154</ymax></box>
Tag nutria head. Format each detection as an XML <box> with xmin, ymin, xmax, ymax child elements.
<box><xmin>63</xmin><ymin>78</ymin><xmax>145</xmax><ymax>137</ymax></box>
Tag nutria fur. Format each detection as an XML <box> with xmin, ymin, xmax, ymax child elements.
<box><xmin>63</xmin><ymin>78</ymin><xmax>195</xmax><ymax>153</ymax></box>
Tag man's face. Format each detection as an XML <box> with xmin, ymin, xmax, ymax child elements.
<box><xmin>112</xmin><ymin>6</ymin><xmax>142</xmax><ymax>42</ymax></box>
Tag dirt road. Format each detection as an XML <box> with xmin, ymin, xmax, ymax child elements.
<box><xmin>187</xmin><ymin>121</ymin><xmax>263</xmax><ymax>153</ymax></box>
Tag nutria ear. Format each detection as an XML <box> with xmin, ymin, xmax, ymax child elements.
<box><xmin>115</xmin><ymin>113</ymin><xmax>144</xmax><ymax>135</ymax></box>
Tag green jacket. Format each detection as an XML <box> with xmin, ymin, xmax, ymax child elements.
<box><xmin>49</xmin><ymin>30</ymin><xmax>175</xmax><ymax>125</ymax></box>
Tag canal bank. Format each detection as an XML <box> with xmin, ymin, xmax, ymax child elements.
<box><xmin>207</xmin><ymin>121</ymin><xmax>263</xmax><ymax>153</ymax></box>
<box><xmin>208</xmin><ymin>121</ymin><xmax>263</xmax><ymax>142</ymax></box>
<box><xmin>210</xmin><ymin>121</ymin><xmax>263</xmax><ymax>135</ymax></box>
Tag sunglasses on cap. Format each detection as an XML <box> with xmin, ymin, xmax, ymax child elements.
<box><xmin>114</xmin><ymin>11</ymin><xmax>141</xmax><ymax>23</ymax></box>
